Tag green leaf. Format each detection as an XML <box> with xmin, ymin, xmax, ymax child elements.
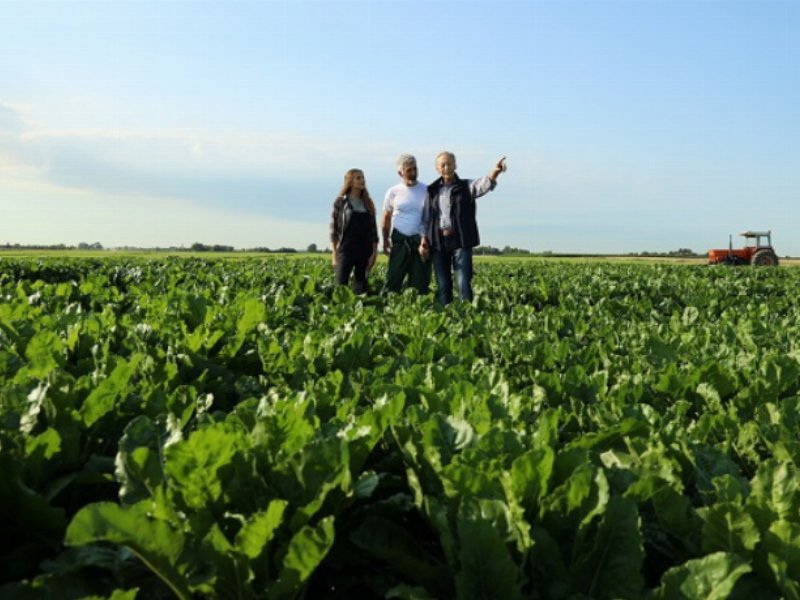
<box><xmin>114</xmin><ymin>416</ymin><xmax>164</xmax><ymax>505</ymax></box>
<box><xmin>187</xmin><ymin>522</ymin><xmax>252</xmax><ymax>598</ymax></box>
<box><xmin>24</xmin><ymin>427</ymin><xmax>62</xmax><ymax>485</ymax></box>
<box><xmin>108</xmin><ymin>591</ymin><xmax>140</xmax><ymax>600</ymax></box>
<box><xmin>283</xmin><ymin>436</ymin><xmax>350</xmax><ymax>531</ymax></box>
<box><xmin>23</xmin><ymin>330</ymin><xmax>65</xmax><ymax>378</ymax></box>
<box><xmin>655</xmin><ymin>552</ymin><xmax>751</xmax><ymax>600</ymax></box>
<box><xmin>25</xmin><ymin>427</ymin><xmax>61</xmax><ymax>461</ymax></box>
<box><xmin>65</xmin><ymin>501</ymin><xmax>191</xmax><ymax>600</ymax></box>
<box><xmin>541</xmin><ymin>463</ymin><xmax>609</xmax><ymax>531</ymax></box>
<box><xmin>698</xmin><ymin>502</ymin><xmax>760</xmax><ymax>556</ymax></box>
<box><xmin>454</xmin><ymin>508</ymin><xmax>523</xmax><ymax>600</ymax></box>
<box><xmin>421</xmin><ymin>414</ymin><xmax>476</xmax><ymax>471</ymax></box>
<box><xmin>350</xmin><ymin>515</ymin><xmax>447</xmax><ymax>591</ymax></box>
<box><xmin>762</xmin><ymin>520</ymin><xmax>800</xmax><ymax>598</ymax></box>
<box><xmin>163</xmin><ymin>421</ymin><xmax>247</xmax><ymax>512</ymax></box>
<box><xmin>352</xmin><ymin>470</ymin><xmax>380</xmax><ymax>499</ymax></box>
<box><xmin>81</xmin><ymin>355</ymin><xmax>144</xmax><ymax>427</ymax></box>
<box><xmin>571</xmin><ymin>495</ymin><xmax>644</xmax><ymax>599</ymax></box>
<box><xmin>747</xmin><ymin>460</ymin><xmax>800</xmax><ymax>529</ymax></box>
<box><xmin>509</xmin><ymin>446</ymin><xmax>555</xmax><ymax>508</ymax></box>
<box><xmin>235</xmin><ymin>499</ymin><xmax>288</xmax><ymax>559</ymax></box>
<box><xmin>222</xmin><ymin>296</ymin><xmax>266</xmax><ymax>357</ymax></box>
<box><xmin>268</xmin><ymin>516</ymin><xmax>335</xmax><ymax>599</ymax></box>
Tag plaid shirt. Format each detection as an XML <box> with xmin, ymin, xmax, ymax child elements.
<box><xmin>330</xmin><ymin>196</ymin><xmax>378</xmax><ymax>245</ymax></box>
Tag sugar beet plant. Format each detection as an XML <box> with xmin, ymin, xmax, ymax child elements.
<box><xmin>2</xmin><ymin>256</ymin><xmax>800</xmax><ymax>599</ymax></box>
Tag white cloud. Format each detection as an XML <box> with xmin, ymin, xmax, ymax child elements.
<box><xmin>1</xmin><ymin>180</ymin><xmax>326</xmax><ymax>249</ymax></box>
<box><xmin>0</xmin><ymin>102</ymin><xmax>411</xmax><ymax>227</ymax></box>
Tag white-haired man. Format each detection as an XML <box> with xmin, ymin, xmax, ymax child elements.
<box><xmin>381</xmin><ymin>154</ymin><xmax>431</xmax><ymax>294</ymax></box>
<box><xmin>422</xmin><ymin>152</ymin><xmax>507</xmax><ymax>305</ymax></box>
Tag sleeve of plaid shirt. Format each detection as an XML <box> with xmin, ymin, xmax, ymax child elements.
<box><xmin>330</xmin><ymin>197</ymin><xmax>343</xmax><ymax>244</ymax></box>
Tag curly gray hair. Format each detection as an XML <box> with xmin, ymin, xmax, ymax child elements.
<box><xmin>396</xmin><ymin>154</ymin><xmax>417</xmax><ymax>170</ymax></box>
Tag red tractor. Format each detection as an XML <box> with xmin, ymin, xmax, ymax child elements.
<box><xmin>708</xmin><ymin>230</ymin><xmax>779</xmax><ymax>266</ymax></box>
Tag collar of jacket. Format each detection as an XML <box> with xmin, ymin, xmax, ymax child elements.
<box><xmin>428</xmin><ymin>175</ymin><xmax>464</xmax><ymax>194</ymax></box>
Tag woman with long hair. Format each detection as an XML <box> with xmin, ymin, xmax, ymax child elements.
<box><xmin>329</xmin><ymin>169</ymin><xmax>378</xmax><ymax>293</ymax></box>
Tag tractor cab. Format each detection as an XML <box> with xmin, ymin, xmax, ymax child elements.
<box><xmin>708</xmin><ymin>230</ymin><xmax>779</xmax><ymax>266</ymax></box>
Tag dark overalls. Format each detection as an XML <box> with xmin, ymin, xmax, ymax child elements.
<box><xmin>335</xmin><ymin>203</ymin><xmax>373</xmax><ymax>294</ymax></box>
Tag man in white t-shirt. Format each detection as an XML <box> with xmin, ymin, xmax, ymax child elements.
<box><xmin>381</xmin><ymin>154</ymin><xmax>432</xmax><ymax>294</ymax></box>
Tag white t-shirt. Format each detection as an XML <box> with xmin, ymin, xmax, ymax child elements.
<box><xmin>383</xmin><ymin>182</ymin><xmax>428</xmax><ymax>237</ymax></box>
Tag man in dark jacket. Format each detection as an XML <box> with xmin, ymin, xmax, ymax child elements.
<box><xmin>421</xmin><ymin>152</ymin><xmax>507</xmax><ymax>305</ymax></box>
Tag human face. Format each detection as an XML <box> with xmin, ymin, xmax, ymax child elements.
<box><xmin>436</xmin><ymin>154</ymin><xmax>456</xmax><ymax>184</ymax></box>
<box><xmin>351</xmin><ymin>171</ymin><xmax>366</xmax><ymax>191</ymax></box>
<box><xmin>399</xmin><ymin>162</ymin><xmax>418</xmax><ymax>186</ymax></box>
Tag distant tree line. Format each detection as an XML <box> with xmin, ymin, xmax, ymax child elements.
<box><xmin>5</xmin><ymin>243</ymin><xmax>703</xmax><ymax>257</ymax></box>
<box><xmin>189</xmin><ymin>242</ymin><xmax>235</xmax><ymax>253</ymax></box>
<box><xmin>474</xmin><ymin>245</ymin><xmax>532</xmax><ymax>256</ymax></box>
<box><xmin>2</xmin><ymin>242</ymin><xmax>104</xmax><ymax>250</ymax></box>
<box><xmin>627</xmin><ymin>248</ymin><xmax>701</xmax><ymax>257</ymax></box>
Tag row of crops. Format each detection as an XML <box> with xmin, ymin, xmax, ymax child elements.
<box><xmin>2</xmin><ymin>256</ymin><xmax>800</xmax><ymax>599</ymax></box>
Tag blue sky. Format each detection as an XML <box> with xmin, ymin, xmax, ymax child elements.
<box><xmin>1</xmin><ymin>0</ymin><xmax>798</xmax><ymax>254</ymax></box>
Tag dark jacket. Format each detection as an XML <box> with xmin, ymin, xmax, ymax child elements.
<box><xmin>330</xmin><ymin>196</ymin><xmax>378</xmax><ymax>245</ymax></box>
<box><xmin>425</xmin><ymin>176</ymin><xmax>480</xmax><ymax>250</ymax></box>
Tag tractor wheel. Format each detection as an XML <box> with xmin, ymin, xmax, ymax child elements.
<box><xmin>752</xmin><ymin>250</ymin><xmax>779</xmax><ymax>267</ymax></box>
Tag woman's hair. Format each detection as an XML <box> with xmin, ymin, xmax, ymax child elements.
<box><xmin>339</xmin><ymin>169</ymin><xmax>375</xmax><ymax>216</ymax></box>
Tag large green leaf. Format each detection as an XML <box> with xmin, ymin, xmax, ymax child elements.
<box><xmin>571</xmin><ymin>495</ymin><xmax>644</xmax><ymax>599</ymax></box>
<box><xmin>267</xmin><ymin>516</ymin><xmax>335</xmax><ymax>599</ymax></box>
<box><xmin>222</xmin><ymin>296</ymin><xmax>266</xmax><ymax>358</ymax></box>
<box><xmin>81</xmin><ymin>354</ymin><xmax>144</xmax><ymax>427</ymax></box>
<box><xmin>762</xmin><ymin>519</ymin><xmax>800</xmax><ymax>599</ymax></box>
<box><xmin>655</xmin><ymin>552</ymin><xmax>751</xmax><ymax>600</ymax></box>
<box><xmin>699</xmin><ymin>502</ymin><xmax>760</xmax><ymax>556</ymax></box>
<box><xmin>23</xmin><ymin>330</ymin><xmax>65</xmax><ymax>378</ymax></box>
<box><xmin>65</xmin><ymin>501</ymin><xmax>191</xmax><ymax>600</ymax></box>
<box><xmin>235</xmin><ymin>499</ymin><xmax>289</xmax><ymax>560</ymax></box>
<box><xmin>508</xmin><ymin>446</ymin><xmax>555</xmax><ymax>509</ymax></box>
<box><xmin>747</xmin><ymin>460</ymin><xmax>800</xmax><ymax>529</ymax></box>
<box><xmin>163</xmin><ymin>421</ymin><xmax>248</xmax><ymax>512</ymax></box>
<box><xmin>454</xmin><ymin>507</ymin><xmax>523</xmax><ymax>600</ymax></box>
<box><xmin>114</xmin><ymin>416</ymin><xmax>164</xmax><ymax>504</ymax></box>
<box><xmin>350</xmin><ymin>515</ymin><xmax>447</xmax><ymax>591</ymax></box>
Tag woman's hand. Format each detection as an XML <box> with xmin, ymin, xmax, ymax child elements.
<box><xmin>368</xmin><ymin>250</ymin><xmax>377</xmax><ymax>272</ymax></box>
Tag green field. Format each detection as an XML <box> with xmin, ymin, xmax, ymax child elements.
<box><xmin>2</xmin><ymin>256</ymin><xmax>800</xmax><ymax>599</ymax></box>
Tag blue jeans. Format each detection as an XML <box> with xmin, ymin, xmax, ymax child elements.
<box><xmin>432</xmin><ymin>247</ymin><xmax>473</xmax><ymax>305</ymax></box>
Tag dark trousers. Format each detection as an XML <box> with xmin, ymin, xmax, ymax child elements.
<box><xmin>336</xmin><ymin>244</ymin><xmax>371</xmax><ymax>294</ymax></box>
<box><xmin>384</xmin><ymin>230</ymin><xmax>431</xmax><ymax>294</ymax></box>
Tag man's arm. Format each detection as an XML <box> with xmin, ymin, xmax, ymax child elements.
<box><xmin>489</xmin><ymin>156</ymin><xmax>507</xmax><ymax>184</ymax></box>
<box><xmin>381</xmin><ymin>210</ymin><xmax>392</xmax><ymax>254</ymax></box>
<box><xmin>419</xmin><ymin>191</ymin><xmax>431</xmax><ymax>260</ymax></box>
<box><xmin>470</xmin><ymin>156</ymin><xmax>508</xmax><ymax>198</ymax></box>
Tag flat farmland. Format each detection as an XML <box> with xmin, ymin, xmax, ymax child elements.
<box><xmin>2</xmin><ymin>256</ymin><xmax>800</xmax><ymax>599</ymax></box>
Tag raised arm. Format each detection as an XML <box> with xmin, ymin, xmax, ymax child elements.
<box><xmin>488</xmin><ymin>156</ymin><xmax>507</xmax><ymax>184</ymax></box>
<box><xmin>470</xmin><ymin>157</ymin><xmax>508</xmax><ymax>198</ymax></box>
